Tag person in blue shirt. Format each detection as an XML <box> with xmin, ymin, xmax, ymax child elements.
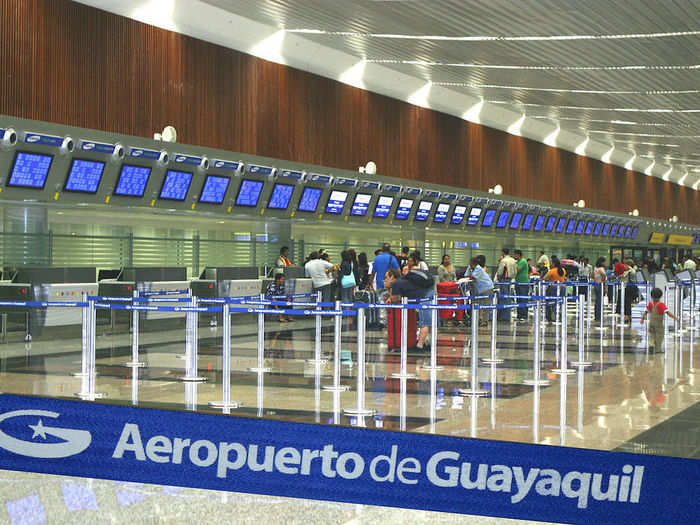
<box><xmin>370</xmin><ymin>243</ymin><xmax>399</xmax><ymax>291</ymax></box>
<box><xmin>468</xmin><ymin>255</ymin><xmax>494</xmax><ymax>327</ymax></box>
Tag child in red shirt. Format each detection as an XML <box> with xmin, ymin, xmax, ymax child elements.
<box><xmin>640</xmin><ymin>287</ymin><xmax>679</xmax><ymax>352</ymax></box>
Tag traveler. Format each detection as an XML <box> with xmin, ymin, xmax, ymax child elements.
<box><xmin>357</xmin><ymin>252</ymin><xmax>371</xmax><ymax>290</ymax></box>
<box><xmin>410</xmin><ymin>250</ymin><xmax>429</xmax><ymax>271</ymax></box>
<box><xmin>384</xmin><ymin>267</ymin><xmax>435</xmax><ymax>352</ymax></box>
<box><xmin>536</xmin><ymin>250</ymin><xmax>550</xmax><ymax>274</ymax></box>
<box><xmin>265</xmin><ymin>273</ymin><xmax>293</xmax><ymax>322</ymax></box>
<box><xmin>438</xmin><ymin>254</ymin><xmax>456</xmax><ymax>282</ymax></box>
<box><xmin>275</xmin><ymin>246</ymin><xmax>293</xmax><ymax>275</ymax></box>
<box><xmin>593</xmin><ymin>257</ymin><xmax>607</xmax><ymax>322</ymax></box>
<box><xmin>304</xmin><ymin>251</ymin><xmax>334</xmax><ymax>302</ymax></box>
<box><xmin>513</xmin><ymin>250</ymin><xmax>530</xmax><ymax>321</ymax></box>
<box><xmin>543</xmin><ymin>255</ymin><xmax>566</xmax><ymax>322</ymax></box>
<box><xmin>468</xmin><ymin>255</ymin><xmax>494</xmax><ymax>327</ymax></box>
<box><xmin>397</xmin><ymin>246</ymin><xmax>410</xmax><ymax>269</ymax></box>
<box><xmin>371</xmin><ymin>244</ymin><xmax>399</xmax><ymax>290</ymax></box>
<box><xmin>338</xmin><ymin>250</ymin><xmax>356</xmax><ymax>303</ymax></box>
<box><xmin>641</xmin><ymin>288</ymin><xmax>679</xmax><ymax>352</ymax></box>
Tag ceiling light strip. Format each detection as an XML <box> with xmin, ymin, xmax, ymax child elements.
<box><xmin>368</xmin><ymin>59</ymin><xmax>700</xmax><ymax>71</ymax></box>
<box><xmin>588</xmin><ymin>131</ymin><xmax>700</xmax><ymax>138</ymax></box>
<box><xmin>433</xmin><ymin>82</ymin><xmax>699</xmax><ymax>95</ymax></box>
<box><xmin>529</xmin><ymin>116</ymin><xmax>697</xmax><ymax>127</ymax></box>
<box><xmin>488</xmin><ymin>100</ymin><xmax>700</xmax><ymax>113</ymax></box>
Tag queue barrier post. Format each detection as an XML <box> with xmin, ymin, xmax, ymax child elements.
<box><xmin>210</xmin><ymin>303</ymin><xmax>241</xmax><ymax>410</ymax></box>
<box><xmin>553</xmin><ymin>296</ymin><xmax>574</xmax><ymax>375</ymax></box>
<box><xmin>573</xmin><ymin>294</ymin><xmax>591</xmax><ymax>367</ymax></box>
<box><xmin>125</xmin><ymin>289</ymin><xmax>145</xmax><ymax>368</ymax></box>
<box><xmin>179</xmin><ymin>295</ymin><xmax>207</xmax><ymax>382</ymax></box>
<box><xmin>524</xmin><ymin>295</ymin><xmax>550</xmax><ymax>386</ymax></box>
<box><xmin>71</xmin><ymin>292</ymin><xmax>90</xmax><ymax>378</ymax></box>
<box><xmin>392</xmin><ymin>297</ymin><xmax>416</xmax><ymax>379</ymax></box>
<box><xmin>344</xmin><ymin>307</ymin><xmax>375</xmax><ymax>416</ymax></box>
<box><xmin>323</xmin><ymin>300</ymin><xmax>350</xmax><ymax>392</ymax></box>
<box><xmin>307</xmin><ymin>291</ymin><xmax>327</xmax><ymax>365</ymax></box>
<box><xmin>76</xmin><ymin>296</ymin><xmax>106</xmax><ymax>400</ymax></box>
<box><xmin>423</xmin><ymin>294</ymin><xmax>444</xmax><ymax>371</ymax></box>
<box><xmin>460</xmin><ymin>303</ymin><xmax>488</xmax><ymax>397</ymax></box>
<box><xmin>482</xmin><ymin>292</ymin><xmax>503</xmax><ymax>365</ymax></box>
<box><xmin>248</xmin><ymin>293</ymin><xmax>270</xmax><ymax>373</ymax></box>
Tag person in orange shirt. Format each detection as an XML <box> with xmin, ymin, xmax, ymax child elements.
<box><xmin>543</xmin><ymin>255</ymin><xmax>566</xmax><ymax>322</ymax></box>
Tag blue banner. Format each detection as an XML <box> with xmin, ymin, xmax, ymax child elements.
<box><xmin>0</xmin><ymin>395</ymin><xmax>696</xmax><ymax>523</ymax></box>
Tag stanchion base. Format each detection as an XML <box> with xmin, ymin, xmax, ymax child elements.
<box><xmin>208</xmin><ymin>400</ymin><xmax>241</xmax><ymax>409</ymax></box>
<box><xmin>390</xmin><ymin>372</ymin><xmax>417</xmax><ymax>379</ymax></box>
<box><xmin>70</xmin><ymin>372</ymin><xmax>89</xmax><ymax>377</ymax></box>
<box><xmin>124</xmin><ymin>362</ymin><xmax>145</xmax><ymax>367</ymax></box>
<box><xmin>551</xmin><ymin>368</ymin><xmax>576</xmax><ymax>375</ymax></box>
<box><xmin>523</xmin><ymin>379</ymin><xmax>551</xmax><ymax>386</ymax></box>
<box><xmin>305</xmin><ymin>359</ymin><xmax>328</xmax><ymax>366</ymax></box>
<box><xmin>248</xmin><ymin>367</ymin><xmax>271</xmax><ymax>373</ymax></box>
<box><xmin>322</xmin><ymin>385</ymin><xmax>350</xmax><ymax>392</ymax></box>
<box><xmin>458</xmin><ymin>388</ymin><xmax>488</xmax><ymax>397</ymax></box>
<box><xmin>481</xmin><ymin>358</ymin><xmax>504</xmax><ymax>364</ymax></box>
<box><xmin>178</xmin><ymin>376</ymin><xmax>208</xmax><ymax>382</ymax></box>
<box><xmin>594</xmin><ymin>326</ymin><xmax>608</xmax><ymax>331</ymax></box>
<box><xmin>572</xmin><ymin>361</ymin><xmax>592</xmax><ymax>367</ymax></box>
<box><xmin>421</xmin><ymin>365</ymin><xmax>445</xmax><ymax>371</ymax></box>
<box><xmin>344</xmin><ymin>407</ymin><xmax>376</xmax><ymax>416</ymax></box>
<box><xmin>75</xmin><ymin>392</ymin><xmax>107</xmax><ymax>400</ymax></box>
<box><xmin>176</xmin><ymin>354</ymin><xmax>186</xmax><ymax>360</ymax></box>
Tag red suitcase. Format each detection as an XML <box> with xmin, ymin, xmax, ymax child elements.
<box><xmin>437</xmin><ymin>281</ymin><xmax>464</xmax><ymax>321</ymax></box>
<box><xmin>387</xmin><ymin>307</ymin><xmax>417</xmax><ymax>349</ymax></box>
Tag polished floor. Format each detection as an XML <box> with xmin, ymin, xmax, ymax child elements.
<box><xmin>0</xmin><ymin>294</ymin><xmax>698</xmax><ymax>524</ymax></box>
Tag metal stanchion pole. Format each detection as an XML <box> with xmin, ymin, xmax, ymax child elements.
<box><xmin>460</xmin><ymin>303</ymin><xmax>488</xmax><ymax>396</ymax></box>
<box><xmin>345</xmin><ymin>308</ymin><xmax>375</xmax><ymax>415</ymax></box>
<box><xmin>307</xmin><ymin>291</ymin><xmax>326</xmax><ymax>365</ymax></box>
<box><xmin>324</xmin><ymin>300</ymin><xmax>349</xmax><ymax>391</ymax></box>
<box><xmin>483</xmin><ymin>292</ymin><xmax>503</xmax><ymax>364</ymax></box>
<box><xmin>72</xmin><ymin>292</ymin><xmax>90</xmax><ymax>378</ymax></box>
<box><xmin>76</xmin><ymin>298</ymin><xmax>106</xmax><ymax>399</ymax></box>
<box><xmin>573</xmin><ymin>295</ymin><xmax>591</xmax><ymax>367</ymax></box>
<box><xmin>210</xmin><ymin>304</ymin><xmax>241</xmax><ymax>410</ymax></box>
<box><xmin>392</xmin><ymin>297</ymin><xmax>416</xmax><ymax>379</ymax></box>
<box><xmin>423</xmin><ymin>295</ymin><xmax>444</xmax><ymax>371</ymax></box>
<box><xmin>249</xmin><ymin>293</ymin><xmax>271</xmax><ymax>373</ymax></box>
<box><xmin>125</xmin><ymin>289</ymin><xmax>145</xmax><ymax>367</ymax></box>
<box><xmin>180</xmin><ymin>296</ymin><xmax>207</xmax><ymax>382</ymax></box>
<box><xmin>553</xmin><ymin>296</ymin><xmax>574</xmax><ymax>375</ymax></box>
<box><xmin>524</xmin><ymin>297</ymin><xmax>550</xmax><ymax>386</ymax></box>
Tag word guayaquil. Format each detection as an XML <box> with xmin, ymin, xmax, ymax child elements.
<box><xmin>114</xmin><ymin>425</ymin><xmax>644</xmax><ymax>509</ymax></box>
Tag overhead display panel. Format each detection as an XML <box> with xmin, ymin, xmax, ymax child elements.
<box><xmin>466</xmin><ymin>207</ymin><xmax>482</xmax><ymax>226</ymax></box>
<box><xmin>544</xmin><ymin>216</ymin><xmax>556</xmax><ymax>232</ymax></box>
<box><xmin>593</xmin><ymin>222</ymin><xmax>603</xmax><ymax>236</ymax></box>
<box><xmin>631</xmin><ymin>226</ymin><xmax>639</xmax><ymax>240</ymax></box>
<box><xmin>234</xmin><ymin>179</ymin><xmax>264</xmax><ymax>207</ymax></box>
<box><xmin>602</xmin><ymin>223</ymin><xmax>611</xmax><ymax>237</ymax></box>
<box><xmin>297</xmin><ymin>187</ymin><xmax>323</xmax><ymax>212</ymax></box>
<box><xmin>325</xmin><ymin>190</ymin><xmax>348</xmax><ymax>214</ymax></box>
<box><xmin>584</xmin><ymin>221</ymin><xmax>594</xmax><ymax>235</ymax></box>
<box><xmin>555</xmin><ymin>217</ymin><xmax>566</xmax><ymax>234</ymax></box>
<box><xmin>565</xmin><ymin>218</ymin><xmax>576</xmax><ymax>234</ymax></box>
<box><xmin>267</xmin><ymin>183</ymin><xmax>295</xmax><ymax>209</ymax></box>
<box><xmin>533</xmin><ymin>215</ymin><xmax>545</xmax><ymax>232</ymax></box>
<box><xmin>114</xmin><ymin>165</ymin><xmax>151</xmax><ymax>197</ymax></box>
<box><xmin>649</xmin><ymin>232</ymin><xmax>666</xmax><ymax>244</ymax></box>
<box><xmin>64</xmin><ymin>158</ymin><xmax>105</xmax><ymax>193</ymax></box>
<box><xmin>350</xmin><ymin>192</ymin><xmax>371</xmax><ymax>216</ymax></box>
<box><xmin>610</xmin><ymin>224</ymin><xmax>619</xmax><ymax>237</ymax></box>
<box><xmin>481</xmin><ymin>209</ymin><xmax>497</xmax><ymax>228</ymax></box>
<box><xmin>414</xmin><ymin>200</ymin><xmax>433</xmax><ymax>221</ymax></box>
<box><xmin>667</xmin><ymin>233</ymin><xmax>691</xmax><ymax>245</ymax></box>
<box><xmin>450</xmin><ymin>205</ymin><xmax>466</xmax><ymax>224</ymax></box>
<box><xmin>616</xmin><ymin>224</ymin><xmax>625</xmax><ymax>238</ymax></box>
<box><xmin>394</xmin><ymin>198</ymin><xmax>414</xmax><ymax>220</ymax></box>
<box><xmin>433</xmin><ymin>203</ymin><xmax>450</xmax><ymax>223</ymax></box>
<box><xmin>496</xmin><ymin>210</ymin><xmax>510</xmax><ymax>229</ymax></box>
<box><xmin>624</xmin><ymin>226</ymin><xmax>633</xmax><ymax>239</ymax></box>
<box><xmin>373</xmin><ymin>195</ymin><xmax>394</xmax><ymax>218</ymax></box>
<box><xmin>7</xmin><ymin>151</ymin><xmax>53</xmax><ymax>189</ymax></box>
<box><xmin>521</xmin><ymin>213</ymin><xmax>534</xmax><ymax>231</ymax></box>
<box><xmin>198</xmin><ymin>175</ymin><xmax>230</xmax><ymax>204</ymax></box>
<box><xmin>509</xmin><ymin>212</ymin><xmax>523</xmax><ymax>229</ymax></box>
<box><xmin>575</xmin><ymin>220</ymin><xmax>585</xmax><ymax>235</ymax></box>
<box><xmin>160</xmin><ymin>170</ymin><xmax>193</xmax><ymax>201</ymax></box>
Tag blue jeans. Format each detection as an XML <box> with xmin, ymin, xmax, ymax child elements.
<box><xmin>594</xmin><ymin>283</ymin><xmax>603</xmax><ymax>321</ymax></box>
<box><xmin>516</xmin><ymin>284</ymin><xmax>530</xmax><ymax>319</ymax></box>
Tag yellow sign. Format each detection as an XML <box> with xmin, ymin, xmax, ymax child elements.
<box><xmin>667</xmin><ymin>234</ymin><xmax>692</xmax><ymax>246</ymax></box>
<box><xmin>648</xmin><ymin>233</ymin><xmax>666</xmax><ymax>244</ymax></box>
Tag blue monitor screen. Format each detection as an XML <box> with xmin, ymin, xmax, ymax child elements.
<box><xmin>544</xmin><ymin>216</ymin><xmax>557</xmax><ymax>232</ymax></box>
<box><xmin>510</xmin><ymin>212</ymin><xmax>523</xmax><ymax>229</ymax></box>
<box><xmin>450</xmin><ymin>205</ymin><xmax>466</xmax><ymax>224</ymax></box>
<box><xmin>624</xmin><ymin>226</ymin><xmax>632</xmax><ymax>239</ymax></box>
<box><xmin>415</xmin><ymin>200</ymin><xmax>433</xmax><ymax>221</ymax></box>
<box><xmin>325</xmin><ymin>190</ymin><xmax>348</xmax><ymax>214</ymax></box>
<box><xmin>373</xmin><ymin>196</ymin><xmax>394</xmax><ymax>218</ymax></box>
<box><xmin>521</xmin><ymin>213</ymin><xmax>535</xmax><ymax>231</ymax></box>
<box><xmin>298</xmin><ymin>187</ymin><xmax>323</xmax><ymax>212</ymax></box>
<box><xmin>467</xmin><ymin>207</ymin><xmax>482</xmax><ymax>226</ymax></box>
<box><xmin>555</xmin><ymin>217</ymin><xmax>566</xmax><ymax>233</ymax></box>
<box><xmin>8</xmin><ymin>152</ymin><xmax>53</xmax><ymax>189</ymax></box>
<box><xmin>64</xmin><ymin>158</ymin><xmax>105</xmax><ymax>193</ymax></box>
<box><xmin>350</xmin><ymin>193</ymin><xmax>371</xmax><ymax>216</ymax></box>
<box><xmin>575</xmin><ymin>220</ymin><xmax>586</xmax><ymax>234</ymax></box>
<box><xmin>631</xmin><ymin>226</ymin><xmax>639</xmax><ymax>239</ymax></box>
<box><xmin>160</xmin><ymin>170</ymin><xmax>193</xmax><ymax>201</ymax></box>
<box><xmin>199</xmin><ymin>175</ymin><xmax>230</xmax><ymax>204</ymax></box>
<box><xmin>235</xmin><ymin>179</ymin><xmax>264</xmax><ymax>207</ymax></box>
<box><xmin>602</xmin><ymin>223</ymin><xmax>611</xmax><ymax>236</ymax></box>
<box><xmin>496</xmin><ymin>210</ymin><xmax>510</xmax><ymax>228</ymax></box>
<box><xmin>610</xmin><ymin>224</ymin><xmax>619</xmax><ymax>237</ymax></box>
<box><xmin>114</xmin><ymin>165</ymin><xmax>151</xmax><ymax>197</ymax></box>
<box><xmin>584</xmin><ymin>221</ymin><xmax>594</xmax><ymax>235</ymax></box>
<box><xmin>267</xmin><ymin>183</ymin><xmax>295</xmax><ymax>209</ymax></box>
<box><xmin>433</xmin><ymin>203</ymin><xmax>450</xmax><ymax>223</ymax></box>
<box><xmin>616</xmin><ymin>224</ymin><xmax>625</xmax><ymax>238</ymax></box>
<box><xmin>566</xmin><ymin>219</ymin><xmax>576</xmax><ymax>234</ymax></box>
<box><xmin>593</xmin><ymin>222</ymin><xmax>603</xmax><ymax>236</ymax></box>
<box><xmin>533</xmin><ymin>215</ymin><xmax>546</xmax><ymax>232</ymax></box>
<box><xmin>481</xmin><ymin>209</ymin><xmax>497</xmax><ymax>227</ymax></box>
<box><xmin>395</xmin><ymin>198</ymin><xmax>414</xmax><ymax>220</ymax></box>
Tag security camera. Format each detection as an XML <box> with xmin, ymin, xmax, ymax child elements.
<box><xmin>61</xmin><ymin>137</ymin><xmax>74</xmax><ymax>153</ymax></box>
<box><xmin>1</xmin><ymin>128</ymin><xmax>17</xmax><ymax>148</ymax></box>
<box><xmin>113</xmin><ymin>143</ymin><xmax>125</xmax><ymax>159</ymax></box>
<box><xmin>158</xmin><ymin>151</ymin><xmax>169</xmax><ymax>166</ymax></box>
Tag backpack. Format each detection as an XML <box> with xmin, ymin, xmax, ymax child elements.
<box><xmin>406</xmin><ymin>269</ymin><xmax>434</xmax><ymax>288</ymax></box>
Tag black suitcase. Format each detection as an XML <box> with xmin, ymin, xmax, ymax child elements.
<box><xmin>354</xmin><ymin>289</ymin><xmax>380</xmax><ymax>327</ymax></box>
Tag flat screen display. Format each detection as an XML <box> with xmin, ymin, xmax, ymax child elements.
<box><xmin>298</xmin><ymin>187</ymin><xmax>323</xmax><ymax>212</ymax></box>
<box><xmin>350</xmin><ymin>193</ymin><xmax>371</xmax><ymax>216</ymax></box>
<box><xmin>433</xmin><ymin>203</ymin><xmax>450</xmax><ymax>223</ymax></box>
<box><xmin>624</xmin><ymin>226</ymin><xmax>632</xmax><ymax>239</ymax></box>
<box><xmin>64</xmin><ymin>158</ymin><xmax>105</xmax><ymax>193</ymax></box>
<box><xmin>373</xmin><ymin>195</ymin><xmax>394</xmax><ymax>218</ymax></box>
<box><xmin>467</xmin><ymin>207</ymin><xmax>482</xmax><ymax>226</ymax></box>
<box><xmin>584</xmin><ymin>221</ymin><xmax>594</xmax><ymax>235</ymax></box>
<box><xmin>450</xmin><ymin>205</ymin><xmax>466</xmax><ymax>224</ymax></box>
<box><xmin>414</xmin><ymin>200</ymin><xmax>433</xmax><ymax>221</ymax></box>
<box><xmin>602</xmin><ymin>223</ymin><xmax>611</xmax><ymax>236</ymax></box>
<box><xmin>544</xmin><ymin>216</ymin><xmax>557</xmax><ymax>232</ymax></box>
<box><xmin>555</xmin><ymin>217</ymin><xmax>566</xmax><ymax>233</ymax></box>
<box><xmin>325</xmin><ymin>190</ymin><xmax>348</xmax><ymax>214</ymax></box>
<box><xmin>575</xmin><ymin>220</ymin><xmax>586</xmax><ymax>235</ymax></box>
<box><xmin>496</xmin><ymin>210</ymin><xmax>510</xmax><ymax>228</ymax></box>
<box><xmin>481</xmin><ymin>209</ymin><xmax>497</xmax><ymax>227</ymax></box>
<box><xmin>395</xmin><ymin>198</ymin><xmax>414</xmax><ymax>220</ymax></box>
<box><xmin>114</xmin><ymin>165</ymin><xmax>151</xmax><ymax>197</ymax></box>
<box><xmin>631</xmin><ymin>226</ymin><xmax>639</xmax><ymax>239</ymax></box>
<box><xmin>159</xmin><ymin>170</ymin><xmax>193</xmax><ymax>201</ymax></box>
<box><xmin>593</xmin><ymin>222</ymin><xmax>602</xmax><ymax>236</ymax></box>
<box><xmin>521</xmin><ymin>213</ymin><xmax>535</xmax><ymax>231</ymax></box>
<box><xmin>533</xmin><ymin>215</ymin><xmax>546</xmax><ymax>232</ymax></box>
<box><xmin>509</xmin><ymin>212</ymin><xmax>523</xmax><ymax>229</ymax></box>
<box><xmin>566</xmin><ymin>219</ymin><xmax>576</xmax><ymax>234</ymax></box>
<box><xmin>234</xmin><ymin>179</ymin><xmax>264</xmax><ymax>207</ymax></box>
<box><xmin>8</xmin><ymin>152</ymin><xmax>53</xmax><ymax>189</ymax></box>
<box><xmin>267</xmin><ymin>183</ymin><xmax>295</xmax><ymax>209</ymax></box>
<box><xmin>199</xmin><ymin>175</ymin><xmax>230</xmax><ymax>204</ymax></box>
<box><xmin>610</xmin><ymin>224</ymin><xmax>619</xmax><ymax>237</ymax></box>
<box><xmin>616</xmin><ymin>224</ymin><xmax>625</xmax><ymax>238</ymax></box>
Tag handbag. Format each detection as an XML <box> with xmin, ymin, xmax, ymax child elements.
<box><xmin>341</xmin><ymin>267</ymin><xmax>356</xmax><ymax>288</ymax></box>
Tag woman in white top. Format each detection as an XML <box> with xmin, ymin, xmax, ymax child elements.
<box><xmin>411</xmin><ymin>250</ymin><xmax>429</xmax><ymax>272</ymax></box>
